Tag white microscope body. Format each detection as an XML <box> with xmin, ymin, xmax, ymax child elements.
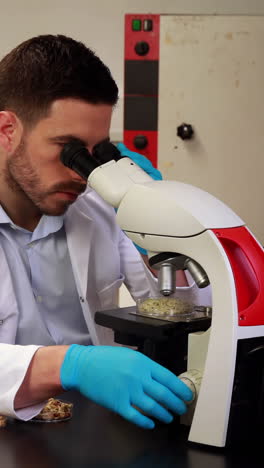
<box><xmin>61</xmin><ymin>141</ymin><xmax>264</xmax><ymax>447</ymax></box>
<box><xmin>88</xmin><ymin>157</ymin><xmax>264</xmax><ymax>447</ymax></box>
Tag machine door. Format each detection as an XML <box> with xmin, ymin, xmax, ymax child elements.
<box><xmin>158</xmin><ymin>15</ymin><xmax>264</xmax><ymax>242</ymax></box>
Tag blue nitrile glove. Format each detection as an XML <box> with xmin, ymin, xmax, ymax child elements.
<box><xmin>116</xmin><ymin>143</ymin><xmax>162</xmax><ymax>254</ymax></box>
<box><xmin>60</xmin><ymin>345</ymin><xmax>193</xmax><ymax>429</ymax></box>
<box><xmin>116</xmin><ymin>143</ymin><xmax>162</xmax><ymax>181</ymax></box>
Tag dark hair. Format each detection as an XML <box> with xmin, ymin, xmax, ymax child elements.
<box><xmin>0</xmin><ymin>34</ymin><xmax>118</xmax><ymax>125</ymax></box>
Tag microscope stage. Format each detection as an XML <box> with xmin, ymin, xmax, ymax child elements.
<box><xmin>95</xmin><ymin>306</ymin><xmax>211</xmax><ymax>341</ymax></box>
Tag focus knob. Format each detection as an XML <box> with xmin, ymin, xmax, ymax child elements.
<box><xmin>134</xmin><ymin>41</ymin><xmax>150</xmax><ymax>56</ymax></box>
<box><xmin>133</xmin><ymin>135</ymin><xmax>148</xmax><ymax>150</ymax></box>
<box><xmin>177</xmin><ymin>123</ymin><xmax>194</xmax><ymax>140</ymax></box>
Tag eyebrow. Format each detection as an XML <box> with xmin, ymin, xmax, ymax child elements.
<box><xmin>48</xmin><ymin>134</ymin><xmax>84</xmax><ymax>143</ymax></box>
<box><xmin>48</xmin><ymin>135</ymin><xmax>111</xmax><ymax>145</ymax></box>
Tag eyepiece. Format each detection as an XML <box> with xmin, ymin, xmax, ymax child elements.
<box><xmin>60</xmin><ymin>139</ymin><xmax>98</xmax><ymax>180</ymax></box>
<box><xmin>92</xmin><ymin>140</ymin><xmax>122</xmax><ymax>164</ymax></box>
<box><xmin>60</xmin><ymin>139</ymin><xmax>122</xmax><ymax>181</ymax></box>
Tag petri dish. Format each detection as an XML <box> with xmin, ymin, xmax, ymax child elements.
<box><xmin>31</xmin><ymin>398</ymin><xmax>73</xmax><ymax>423</ymax></box>
<box><xmin>135</xmin><ymin>296</ymin><xmax>212</xmax><ymax>323</ymax></box>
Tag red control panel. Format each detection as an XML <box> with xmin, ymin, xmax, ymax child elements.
<box><xmin>124</xmin><ymin>14</ymin><xmax>160</xmax><ymax>167</ymax></box>
<box><xmin>124</xmin><ymin>14</ymin><xmax>160</xmax><ymax>61</ymax></box>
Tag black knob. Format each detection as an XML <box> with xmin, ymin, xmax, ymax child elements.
<box><xmin>177</xmin><ymin>123</ymin><xmax>194</xmax><ymax>140</ymax></box>
<box><xmin>134</xmin><ymin>41</ymin><xmax>150</xmax><ymax>56</ymax></box>
<box><xmin>133</xmin><ymin>135</ymin><xmax>148</xmax><ymax>150</ymax></box>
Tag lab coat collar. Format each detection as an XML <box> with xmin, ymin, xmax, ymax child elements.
<box><xmin>64</xmin><ymin>198</ymin><xmax>93</xmax><ymax>299</ymax></box>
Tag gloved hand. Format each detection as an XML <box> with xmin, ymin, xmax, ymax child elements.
<box><xmin>116</xmin><ymin>143</ymin><xmax>162</xmax><ymax>254</ymax></box>
<box><xmin>116</xmin><ymin>143</ymin><xmax>162</xmax><ymax>181</ymax></box>
<box><xmin>60</xmin><ymin>345</ymin><xmax>193</xmax><ymax>429</ymax></box>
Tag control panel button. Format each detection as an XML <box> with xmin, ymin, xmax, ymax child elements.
<box><xmin>143</xmin><ymin>19</ymin><xmax>153</xmax><ymax>31</ymax></box>
<box><xmin>177</xmin><ymin>123</ymin><xmax>194</xmax><ymax>140</ymax></box>
<box><xmin>134</xmin><ymin>41</ymin><xmax>150</xmax><ymax>56</ymax></box>
<box><xmin>133</xmin><ymin>135</ymin><xmax>148</xmax><ymax>150</ymax></box>
<box><xmin>132</xmin><ymin>19</ymin><xmax>141</xmax><ymax>31</ymax></box>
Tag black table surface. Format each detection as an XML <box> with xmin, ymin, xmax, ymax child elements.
<box><xmin>0</xmin><ymin>392</ymin><xmax>262</xmax><ymax>468</ymax></box>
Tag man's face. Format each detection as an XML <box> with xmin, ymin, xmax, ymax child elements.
<box><xmin>5</xmin><ymin>99</ymin><xmax>113</xmax><ymax>216</ymax></box>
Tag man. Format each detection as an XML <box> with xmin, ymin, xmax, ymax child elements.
<box><xmin>0</xmin><ymin>35</ymin><xmax>210</xmax><ymax>429</ymax></box>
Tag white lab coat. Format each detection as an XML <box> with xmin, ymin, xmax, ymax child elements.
<box><xmin>0</xmin><ymin>188</ymin><xmax>211</xmax><ymax>418</ymax></box>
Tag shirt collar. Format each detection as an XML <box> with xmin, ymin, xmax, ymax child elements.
<box><xmin>0</xmin><ymin>204</ymin><xmax>64</xmax><ymax>240</ymax></box>
<box><xmin>0</xmin><ymin>204</ymin><xmax>12</xmax><ymax>225</ymax></box>
<box><xmin>31</xmin><ymin>214</ymin><xmax>64</xmax><ymax>241</ymax></box>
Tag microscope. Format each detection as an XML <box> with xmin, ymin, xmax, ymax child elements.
<box><xmin>61</xmin><ymin>139</ymin><xmax>264</xmax><ymax>448</ymax></box>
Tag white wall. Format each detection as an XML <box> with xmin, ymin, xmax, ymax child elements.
<box><xmin>0</xmin><ymin>0</ymin><xmax>264</xmax><ymax>139</ymax></box>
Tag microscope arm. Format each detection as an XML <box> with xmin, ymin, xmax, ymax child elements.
<box><xmin>88</xmin><ymin>157</ymin><xmax>244</xmax><ymax>250</ymax></box>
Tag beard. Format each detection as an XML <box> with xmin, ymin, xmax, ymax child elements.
<box><xmin>5</xmin><ymin>138</ymin><xmax>86</xmax><ymax>216</ymax></box>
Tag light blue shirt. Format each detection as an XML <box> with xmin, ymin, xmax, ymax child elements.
<box><xmin>0</xmin><ymin>205</ymin><xmax>91</xmax><ymax>346</ymax></box>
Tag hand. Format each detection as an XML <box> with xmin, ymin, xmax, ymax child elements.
<box><xmin>60</xmin><ymin>345</ymin><xmax>193</xmax><ymax>429</ymax></box>
<box><xmin>116</xmin><ymin>143</ymin><xmax>162</xmax><ymax>181</ymax></box>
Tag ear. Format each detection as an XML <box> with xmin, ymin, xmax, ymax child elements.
<box><xmin>0</xmin><ymin>111</ymin><xmax>23</xmax><ymax>153</ymax></box>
